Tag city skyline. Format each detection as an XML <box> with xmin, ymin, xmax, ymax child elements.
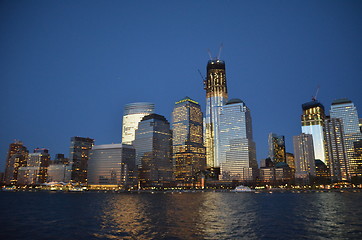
<box><xmin>1</xmin><ymin>1</ymin><xmax>362</xmax><ymax>171</ymax></box>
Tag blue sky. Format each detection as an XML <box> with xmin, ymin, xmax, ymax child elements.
<box><xmin>1</xmin><ymin>0</ymin><xmax>362</xmax><ymax>171</ymax></box>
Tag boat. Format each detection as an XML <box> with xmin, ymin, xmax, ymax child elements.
<box><xmin>233</xmin><ymin>185</ymin><xmax>255</xmax><ymax>192</ymax></box>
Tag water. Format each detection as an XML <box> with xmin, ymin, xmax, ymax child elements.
<box><xmin>1</xmin><ymin>191</ymin><xmax>362</xmax><ymax>239</ymax></box>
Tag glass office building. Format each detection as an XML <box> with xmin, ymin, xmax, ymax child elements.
<box><xmin>204</xmin><ymin>59</ymin><xmax>228</xmax><ymax>169</ymax></box>
<box><xmin>218</xmin><ymin>99</ymin><xmax>258</xmax><ymax>181</ymax></box>
<box><xmin>301</xmin><ymin>100</ymin><xmax>327</xmax><ymax>164</ymax></box>
<box><xmin>268</xmin><ymin>133</ymin><xmax>286</xmax><ymax>164</ymax></box>
<box><xmin>122</xmin><ymin>102</ymin><xmax>154</xmax><ymax>145</ymax></box>
<box><xmin>133</xmin><ymin>114</ymin><xmax>173</xmax><ymax>187</ymax></box>
<box><xmin>330</xmin><ymin>99</ymin><xmax>362</xmax><ymax>177</ymax></box>
<box><xmin>87</xmin><ymin>144</ymin><xmax>136</xmax><ymax>187</ymax></box>
<box><xmin>172</xmin><ymin>97</ymin><xmax>206</xmax><ymax>184</ymax></box>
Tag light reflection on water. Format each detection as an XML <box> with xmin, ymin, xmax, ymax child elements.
<box><xmin>1</xmin><ymin>191</ymin><xmax>362</xmax><ymax>239</ymax></box>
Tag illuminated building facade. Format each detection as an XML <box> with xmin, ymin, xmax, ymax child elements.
<box><xmin>268</xmin><ymin>133</ymin><xmax>286</xmax><ymax>163</ymax></box>
<box><xmin>330</xmin><ymin>99</ymin><xmax>362</xmax><ymax>177</ymax></box>
<box><xmin>4</xmin><ymin>141</ymin><xmax>28</xmax><ymax>185</ymax></box>
<box><xmin>87</xmin><ymin>144</ymin><xmax>136</xmax><ymax>187</ymax></box>
<box><xmin>301</xmin><ymin>100</ymin><xmax>327</xmax><ymax>164</ymax></box>
<box><xmin>353</xmin><ymin>140</ymin><xmax>362</xmax><ymax>175</ymax></box>
<box><xmin>17</xmin><ymin>149</ymin><xmax>50</xmax><ymax>185</ymax></box>
<box><xmin>324</xmin><ymin>117</ymin><xmax>350</xmax><ymax>181</ymax></box>
<box><xmin>122</xmin><ymin>102</ymin><xmax>155</xmax><ymax>145</ymax></box>
<box><xmin>69</xmin><ymin>136</ymin><xmax>94</xmax><ymax>184</ymax></box>
<box><xmin>286</xmin><ymin>152</ymin><xmax>295</xmax><ymax>170</ymax></box>
<box><xmin>204</xmin><ymin>59</ymin><xmax>228</xmax><ymax>169</ymax></box>
<box><xmin>293</xmin><ymin>133</ymin><xmax>316</xmax><ymax>181</ymax></box>
<box><xmin>218</xmin><ymin>99</ymin><xmax>258</xmax><ymax>181</ymax></box>
<box><xmin>172</xmin><ymin>97</ymin><xmax>206</xmax><ymax>184</ymax></box>
<box><xmin>133</xmin><ymin>114</ymin><xmax>173</xmax><ymax>187</ymax></box>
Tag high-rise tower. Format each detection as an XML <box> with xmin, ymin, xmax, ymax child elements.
<box><xmin>218</xmin><ymin>99</ymin><xmax>258</xmax><ymax>181</ymax></box>
<box><xmin>133</xmin><ymin>114</ymin><xmax>173</xmax><ymax>187</ymax></box>
<box><xmin>69</xmin><ymin>136</ymin><xmax>94</xmax><ymax>184</ymax></box>
<box><xmin>122</xmin><ymin>102</ymin><xmax>155</xmax><ymax>145</ymax></box>
<box><xmin>293</xmin><ymin>133</ymin><xmax>316</xmax><ymax>181</ymax></box>
<box><xmin>268</xmin><ymin>133</ymin><xmax>286</xmax><ymax>164</ymax></box>
<box><xmin>301</xmin><ymin>100</ymin><xmax>327</xmax><ymax>163</ymax></box>
<box><xmin>204</xmin><ymin>59</ymin><xmax>228</xmax><ymax>169</ymax></box>
<box><xmin>4</xmin><ymin>141</ymin><xmax>28</xmax><ymax>185</ymax></box>
<box><xmin>330</xmin><ymin>98</ymin><xmax>362</xmax><ymax>177</ymax></box>
<box><xmin>172</xmin><ymin>97</ymin><xmax>206</xmax><ymax>184</ymax></box>
<box><xmin>324</xmin><ymin>117</ymin><xmax>349</xmax><ymax>181</ymax></box>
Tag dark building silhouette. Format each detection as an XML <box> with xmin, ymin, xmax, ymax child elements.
<box><xmin>69</xmin><ymin>137</ymin><xmax>94</xmax><ymax>184</ymax></box>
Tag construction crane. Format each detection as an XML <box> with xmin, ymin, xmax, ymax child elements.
<box><xmin>312</xmin><ymin>85</ymin><xmax>320</xmax><ymax>101</ymax></box>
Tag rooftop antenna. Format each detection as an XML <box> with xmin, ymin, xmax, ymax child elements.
<box><xmin>312</xmin><ymin>85</ymin><xmax>320</xmax><ymax>101</ymax></box>
<box><xmin>207</xmin><ymin>49</ymin><xmax>213</xmax><ymax>60</ymax></box>
<box><xmin>217</xmin><ymin>43</ymin><xmax>224</xmax><ymax>60</ymax></box>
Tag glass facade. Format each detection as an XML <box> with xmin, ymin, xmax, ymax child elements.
<box><xmin>87</xmin><ymin>144</ymin><xmax>136</xmax><ymax>187</ymax></box>
<box><xmin>301</xmin><ymin>100</ymin><xmax>327</xmax><ymax>163</ymax></box>
<box><xmin>122</xmin><ymin>102</ymin><xmax>154</xmax><ymax>145</ymax></box>
<box><xmin>330</xmin><ymin>99</ymin><xmax>362</xmax><ymax>177</ymax></box>
<box><xmin>268</xmin><ymin>133</ymin><xmax>286</xmax><ymax>163</ymax></box>
<box><xmin>133</xmin><ymin>114</ymin><xmax>173</xmax><ymax>187</ymax></box>
<box><xmin>204</xmin><ymin>60</ymin><xmax>228</xmax><ymax>168</ymax></box>
<box><xmin>293</xmin><ymin>133</ymin><xmax>316</xmax><ymax>180</ymax></box>
<box><xmin>218</xmin><ymin>99</ymin><xmax>258</xmax><ymax>181</ymax></box>
<box><xmin>69</xmin><ymin>136</ymin><xmax>94</xmax><ymax>184</ymax></box>
<box><xmin>172</xmin><ymin>97</ymin><xmax>206</xmax><ymax>184</ymax></box>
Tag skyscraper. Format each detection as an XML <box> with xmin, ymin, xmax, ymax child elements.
<box><xmin>69</xmin><ymin>136</ymin><xmax>94</xmax><ymax>184</ymax></box>
<box><xmin>301</xmin><ymin>100</ymin><xmax>327</xmax><ymax>163</ymax></box>
<box><xmin>204</xmin><ymin>59</ymin><xmax>228</xmax><ymax>169</ymax></box>
<box><xmin>4</xmin><ymin>141</ymin><xmax>28</xmax><ymax>185</ymax></box>
<box><xmin>18</xmin><ymin>148</ymin><xmax>50</xmax><ymax>185</ymax></box>
<box><xmin>87</xmin><ymin>144</ymin><xmax>136</xmax><ymax>188</ymax></box>
<box><xmin>122</xmin><ymin>102</ymin><xmax>155</xmax><ymax>145</ymax></box>
<box><xmin>133</xmin><ymin>114</ymin><xmax>173</xmax><ymax>187</ymax></box>
<box><xmin>218</xmin><ymin>99</ymin><xmax>258</xmax><ymax>181</ymax></box>
<box><xmin>324</xmin><ymin>117</ymin><xmax>350</xmax><ymax>181</ymax></box>
<box><xmin>268</xmin><ymin>133</ymin><xmax>286</xmax><ymax>164</ymax></box>
<box><xmin>330</xmin><ymin>98</ymin><xmax>362</xmax><ymax>177</ymax></box>
<box><xmin>293</xmin><ymin>133</ymin><xmax>316</xmax><ymax>181</ymax></box>
<box><xmin>172</xmin><ymin>97</ymin><xmax>206</xmax><ymax>184</ymax></box>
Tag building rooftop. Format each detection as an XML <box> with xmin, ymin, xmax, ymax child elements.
<box><xmin>302</xmin><ymin>100</ymin><xmax>325</xmax><ymax>111</ymax></box>
<box><xmin>141</xmin><ymin>113</ymin><xmax>168</xmax><ymax>122</ymax></box>
<box><xmin>226</xmin><ymin>98</ymin><xmax>244</xmax><ymax>105</ymax></box>
<box><xmin>207</xmin><ymin>59</ymin><xmax>225</xmax><ymax>71</ymax></box>
<box><xmin>331</xmin><ymin>98</ymin><xmax>352</xmax><ymax>105</ymax></box>
<box><xmin>175</xmin><ymin>96</ymin><xmax>199</xmax><ymax>105</ymax></box>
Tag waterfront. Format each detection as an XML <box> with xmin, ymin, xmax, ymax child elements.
<box><xmin>1</xmin><ymin>191</ymin><xmax>362</xmax><ymax>239</ymax></box>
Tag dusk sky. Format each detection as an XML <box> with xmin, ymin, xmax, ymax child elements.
<box><xmin>1</xmin><ymin>0</ymin><xmax>362</xmax><ymax>171</ymax></box>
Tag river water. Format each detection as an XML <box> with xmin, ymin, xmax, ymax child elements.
<box><xmin>1</xmin><ymin>191</ymin><xmax>362</xmax><ymax>239</ymax></box>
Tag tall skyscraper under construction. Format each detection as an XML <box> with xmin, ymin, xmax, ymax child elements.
<box><xmin>301</xmin><ymin>100</ymin><xmax>327</xmax><ymax>164</ymax></box>
<box><xmin>204</xmin><ymin>59</ymin><xmax>228</xmax><ymax>170</ymax></box>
